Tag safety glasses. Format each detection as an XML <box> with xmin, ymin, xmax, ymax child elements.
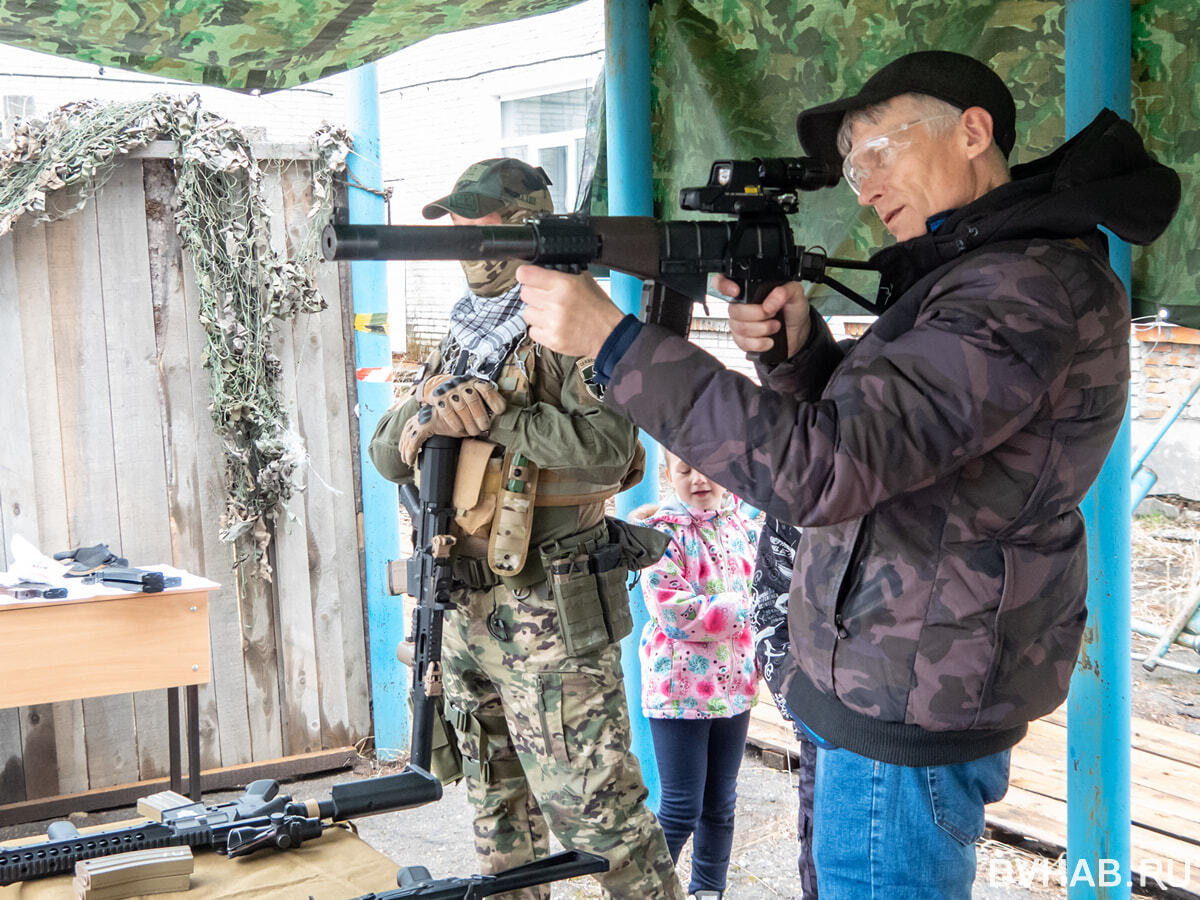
<box><xmin>842</xmin><ymin>114</ymin><xmax>959</xmax><ymax>195</ymax></box>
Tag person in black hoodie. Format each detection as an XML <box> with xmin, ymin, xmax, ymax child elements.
<box><xmin>517</xmin><ymin>50</ymin><xmax>1180</xmax><ymax>898</ymax></box>
<box><xmin>749</xmin><ymin>516</ymin><xmax>817</xmax><ymax>898</ymax></box>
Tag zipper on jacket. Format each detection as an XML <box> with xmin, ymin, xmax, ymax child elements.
<box><xmin>833</xmin><ymin>514</ymin><xmax>873</xmax><ymax>640</ymax></box>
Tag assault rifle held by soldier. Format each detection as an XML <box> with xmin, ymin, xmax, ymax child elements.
<box><xmin>342</xmin><ymin>849</ymin><xmax>609</xmax><ymax>899</ymax></box>
<box><xmin>322</xmin><ymin>156</ymin><xmax>879</xmax><ymax>365</ymax></box>
<box><xmin>0</xmin><ymin>767</ymin><xmax>442</xmax><ymax>885</ymax></box>
<box><xmin>393</xmin><ymin>435</ymin><xmax>459</xmax><ymax>772</ymax></box>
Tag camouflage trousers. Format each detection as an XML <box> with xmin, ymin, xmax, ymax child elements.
<box><xmin>441</xmin><ymin>580</ymin><xmax>682</xmax><ymax>900</ymax></box>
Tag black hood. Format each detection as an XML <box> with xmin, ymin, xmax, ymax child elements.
<box><xmin>868</xmin><ymin>108</ymin><xmax>1181</xmax><ymax>310</ymax></box>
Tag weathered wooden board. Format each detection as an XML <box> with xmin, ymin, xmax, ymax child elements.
<box><xmin>0</xmin><ymin>153</ymin><xmax>368</xmax><ymax>809</ymax></box>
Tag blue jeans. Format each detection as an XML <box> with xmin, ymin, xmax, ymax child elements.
<box><xmin>813</xmin><ymin>745</ymin><xmax>1011</xmax><ymax>899</ymax></box>
<box><xmin>649</xmin><ymin>711</ymin><xmax>752</xmax><ymax>894</ymax></box>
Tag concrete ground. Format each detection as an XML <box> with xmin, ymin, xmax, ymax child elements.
<box><xmin>344</xmin><ymin>747</ymin><xmax>1083</xmax><ymax>899</ymax></box>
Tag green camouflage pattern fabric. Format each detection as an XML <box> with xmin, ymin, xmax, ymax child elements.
<box><xmin>1</xmin><ymin>0</ymin><xmax>1195</xmax><ymax>321</ymax></box>
<box><xmin>422</xmin><ymin>158</ymin><xmax>554</xmax><ymax>220</ymax></box>
<box><xmin>441</xmin><ymin>582</ymin><xmax>682</xmax><ymax>899</ymax></box>
<box><xmin>0</xmin><ymin>0</ymin><xmax>578</xmax><ymax>92</ymax></box>
<box><xmin>647</xmin><ymin>0</ymin><xmax>1200</xmax><ymax>326</ymax></box>
<box><xmin>1130</xmin><ymin>0</ymin><xmax>1200</xmax><ymax>325</ymax></box>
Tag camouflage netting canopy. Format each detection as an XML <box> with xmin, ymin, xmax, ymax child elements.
<box><xmin>1</xmin><ymin>0</ymin><xmax>1196</xmax><ymax>324</ymax></box>
<box><xmin>0</xmin><ymin>0</ymin><xmax>580</xmax><ymax>91</ymax></box>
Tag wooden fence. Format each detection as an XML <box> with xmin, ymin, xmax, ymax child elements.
<box><xmin>0</xmin><ymin>146</ymin><xmax>370</xmax><ymax>808</ymax></box>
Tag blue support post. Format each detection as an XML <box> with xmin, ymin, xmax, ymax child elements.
<box><xmin>605</xmin><ymin>0</ymin><xmax>662</xmax><ymax>807</ymax></box>
<box><xmin>345</xmin><ymin>63</ymin><xmax>407</xmax><ymax>760</ymax></box>
<box><xmin>1065</xmin><ymin>3</ymin><xmax>1133</xmax><ymax>896</ymax></box>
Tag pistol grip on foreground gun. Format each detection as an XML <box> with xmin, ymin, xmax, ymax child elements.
<box><xmin>735</xmin><ymin>279</ymin><xmax>790</xmax><ymax>366</ymax></box>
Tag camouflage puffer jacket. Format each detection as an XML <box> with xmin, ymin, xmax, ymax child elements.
<box><xmin>605</xmin><ymin>110</ymin><xmax>1180</xmax><ymax>766</ymax></box>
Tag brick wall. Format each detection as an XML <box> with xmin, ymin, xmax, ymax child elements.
<box><xmin>1130</xmin><ymin>325</ymin><xmax>1200</xmax><ymax>421</ymax></box>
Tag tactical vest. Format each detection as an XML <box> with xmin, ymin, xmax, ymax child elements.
<box><xmin>431</xmin><ymin>337</ymin><xmax>636</xmax><ymax>581</ymax></box>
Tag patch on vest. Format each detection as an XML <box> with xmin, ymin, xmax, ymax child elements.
<box><xmin>576</xmin><ymin>358</ymin><xmax>606</xmax><ymax>401</ymax></box>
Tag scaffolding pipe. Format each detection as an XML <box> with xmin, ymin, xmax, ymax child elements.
<box><xmin>1131</xmin><ymin>377</ymin><xmax>1200</xmax><ymax>510</ymax></box>
<box><xmin>1131</xmin><ymin>619</ymin><xmax>1200</xmax><ymax>654</ymax></box>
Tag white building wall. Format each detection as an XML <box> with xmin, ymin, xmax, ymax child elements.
<box><xmin>0</xmin><ymin>45</ymin><xmax>350</xmax><ymax>141</ymax></box>
<box><xmin>374</xmin><ymin>1</ymin><xmax>605</xmax><ymax>356</ymax></box>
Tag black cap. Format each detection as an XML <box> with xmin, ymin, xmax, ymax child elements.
<box><xmin>796</xmin><ymin>51</ymin><xmax>1017</xmax><ymax>169</ymax></box>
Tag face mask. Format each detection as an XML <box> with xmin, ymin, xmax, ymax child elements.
<box><xmin>461</xmin><ymin>257</ymin><xmax>523</xmax><ymax>297</ymax></box>
<box><xmin>459</xmin><ymin>206</ymin><xmax>546</xmax><ymax>297</ymax></box>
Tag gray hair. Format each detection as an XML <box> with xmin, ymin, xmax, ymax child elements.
<box><xmin>835</xmin><ymin>93</ymin><xmax>964</xmax><ymax>157</ymax></box>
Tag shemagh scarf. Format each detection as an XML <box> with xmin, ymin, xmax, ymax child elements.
<box><xmin>444</xmin><ymin>282</ymin><xmax>527</xmax><ymax>380</ymax></box>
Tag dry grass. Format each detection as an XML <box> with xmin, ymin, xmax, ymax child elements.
<box><xmin>1131</xmin><ymin>507</ymin><xmax>1200</xmax><ymax>628</ymax></box>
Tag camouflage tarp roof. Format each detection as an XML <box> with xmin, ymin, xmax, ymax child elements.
<box><xmin>649</xmin><ymin>0</ymin><xmax>1199</xmax><ymax>326</ymax></box>
<box><xmin>0</xmin><ymin>0</ymin><xmax>580</xmax><ymax>92</ymax></box>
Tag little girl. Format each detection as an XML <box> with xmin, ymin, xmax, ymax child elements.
<box><xmin>637</xmin><ymin>451</ymin><xmax>760</xmax><ymax>900</ymax></box>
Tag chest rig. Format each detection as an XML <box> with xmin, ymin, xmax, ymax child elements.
<box><xmin>428</xmin><ymin>338</ymin><xmax>627</xmax><ymax>581</ymax></box>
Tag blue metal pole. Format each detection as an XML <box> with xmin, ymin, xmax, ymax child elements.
<box><xmin>605</xmin><ymin>0</ymin><xmax>662</xmax><ymax>807</ymax></box>
<box><xmin>1065</xmin><ymin>3</ymin><xmax>1132</xmax><ymax>896</ymax></box>
<box><xmin>345</xmin><ymin>63</ymin><xmax>407</xmax><ymax>760</ymax></box>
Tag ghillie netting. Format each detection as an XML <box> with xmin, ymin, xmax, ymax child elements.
<box><xmin>0</xmin><ymin>95</ymin><xmax>352</xmax><ymax>579</ymax></box>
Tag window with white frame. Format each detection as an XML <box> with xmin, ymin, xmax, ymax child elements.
<box><xmin>500</xmin><ymin>87</ymin><xmax>589</xmax><ymax>213</ymax></box>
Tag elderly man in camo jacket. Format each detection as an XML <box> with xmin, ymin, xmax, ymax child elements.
<box><xmin>516</xmin><ymin>51</ymin><xmax>1180</xmax><ymax>897</ymax></box>
<box><xmin>369</xmin><ymin>158</ymin><xmax>681</xmax><ymax>899</ymax></box>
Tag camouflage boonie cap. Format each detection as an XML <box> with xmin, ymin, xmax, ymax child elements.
<box><xmin>422</xmin><ymin>157</ymin><xmax>554</xmax><ymax>220</ymax></box>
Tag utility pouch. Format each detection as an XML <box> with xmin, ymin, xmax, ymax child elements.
<box><xmin>544</xmin><ymin>547</ymin><xmax>610</xmax><ymax>657</ymax></box>
<box><xmin>593</xmin><ymin>544</ymin><xmax>634</xmax><ymax>644</ymax></box>
<box><xmin>541</xmin><ymin>522</ymin><xmax>647</xmax><ymax>656</ymax></box>
<box><xmin>488</xmin><ymin>451</ymin><xmax>539</xmax><ymax>575</ymax></box>
<box><xmin>407</xmin><ymin>692</ymin><xmax>463</xmax><ymax>785</ymax></box>
<box><xmin>453</xmin><ymin>439</ymin><xmax>503</xmax><ymax>537</ymax></box>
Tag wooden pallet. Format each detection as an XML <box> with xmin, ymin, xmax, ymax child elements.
<box><xmin>748</xmin><ymin>692</ymin><xmax>1200</xmax><ymax>897</ymax></box>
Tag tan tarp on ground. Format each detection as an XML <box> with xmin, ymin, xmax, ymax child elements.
<box><xmin>0</xmin><ymin>823</ymin><xmax>402</xmax><ymax>899</ymax></box>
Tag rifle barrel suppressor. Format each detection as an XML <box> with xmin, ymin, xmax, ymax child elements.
<box><xmin>322</xmin><ymin>156</ymin><xmax>878</xmax><ymax>364</ymax></box>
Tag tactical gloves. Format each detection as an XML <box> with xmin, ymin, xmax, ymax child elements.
<box><xmin>400</xmin><ymin>375</ymin><xmax>507</xmax><ymax>466</ymax></box>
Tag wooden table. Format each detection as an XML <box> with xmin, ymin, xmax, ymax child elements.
<box><xmin>0</xmin><ymin>581</ymin><xmax>214</xmax><ymax>801</ymax></box>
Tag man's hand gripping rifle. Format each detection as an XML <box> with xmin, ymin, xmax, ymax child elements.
<box><xmin>323</xmin><ymin>157</ymin><xmax>878</xmax><ymax>365</ymax></box>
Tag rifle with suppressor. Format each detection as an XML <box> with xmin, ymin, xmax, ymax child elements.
<box><xmin>0</xmin><ymin>767</ymin><xmax>442</xmax><ymax>885</ymax></box>
<box><xmin>323</xmin><ymin>157</ymin><xmax>880</xmax><ymax>365</ymax></box>
<box><xmin>396</xmin><ymin>435</ymin><xmax>459</xmax><ymax>772</ymax></box>
<box><xmin>343</xmin><ymin>849</ymin><xmax>609</xmax><ymax>899</ymax></box>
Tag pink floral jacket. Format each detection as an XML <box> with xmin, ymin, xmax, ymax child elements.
<box><xmin>636</xmin><ymin>497</ymin><xmax>760</xmax><ymax>719</ymax></box>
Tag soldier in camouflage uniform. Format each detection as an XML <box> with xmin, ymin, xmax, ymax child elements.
<box><xmin>369</xmin><ymin>158</ymin><xmax>682</xmax><ymax>900</ymax></box>
<box><xmin>517</xmin><ymin>52</ymin><xmax>1179</xmax><ymax>898</ymax></box>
